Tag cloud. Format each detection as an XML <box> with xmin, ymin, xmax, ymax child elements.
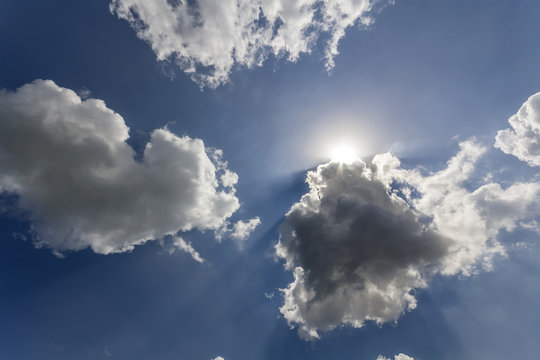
<box><xmin>110</xmin><ymin>0</ymin><xmax>390</xmax><ymax>88</ymax></box>
<box><xmin>166</xmin><ymin>236</ymin><xmax>205</xmax><ymax>263</ymax></box>
<box><xmin>495</xmin><ymin>92</ymin><xmax>540</xmax><ymax>166</ymax></box>
<box><xmin>385</xmin><ymin>140</ymin><xmax>540</xmax><ymax>275</ymax></box>
<box><xmin>277</xmin><ymin>159</ymin><xmax>450</xmax><ymax>339</ymax></box>
<box><xmin>211</xmin><ymin>357</ymin><xmax>225</xmax><ymax>360</ymax></box>
<box><xmin>215</xmin><ymin>217</ymin><xmax>261</xmax><ymax>243</ymax></box>
<box><xmin>229</xmin><ymin>217</ymin><xmax>261</xmax><ymax>241</ymax></box>
<box><xmin>277</xmin><ymin>139</ymin><xmax>540</xmax><ymax>339</ymax></box>
<box><xmin>394</xmin><ymin>355</ymin><xmax>414</xmax><ymax>360</ymax></box>
<box><xmin>377</xmin><ymin>354</ymin><xmax>414</xmax><ymax>360</ymax></box>
<box><xmin>0</xmin><ymin>80</ymin><xmax>243</xmax><ymax>255</ymax></box>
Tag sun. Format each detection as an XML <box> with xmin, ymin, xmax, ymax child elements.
<box><xmin>330</xmin><ymin>144</ymin><xmax>358</xmax><ymax>164</ymax></box>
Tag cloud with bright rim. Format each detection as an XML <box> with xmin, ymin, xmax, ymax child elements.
<box><xmin>277</xmin><ymin>138</ymin><xmax>540</xmax><ymax>339</ymax></box>
<box><xmin>0</xmin><ymin>80</ymin><xmax>257</xmax><ymax>256</ymax></box>
<box><xmin>110</xmin><ymin>0</ymin><xmax>390</xmax><ymax>88</ymax></box>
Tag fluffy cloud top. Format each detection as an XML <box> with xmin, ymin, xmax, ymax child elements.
<box><xmin>229</xmin><ymin>217</ymin><xmax>261</xmax><ymax>241</ymax></box>
<box><xmin>495</xmin><ymin>92</ymin><xmax>540</xmax><ymax>166</ymax></box>
<box><xmin>214</xmin><ymin>217</ymin><xmax>261</xmax><ymax>244</ymax></box>
<box><xmin>0</xmin><ymin>80</ymin><xmax>243</xmax><ymax>255</ymax></box>
<box><xmin>277</xmin><ymin>140</ymin><xmax>540</xmax><ymax>339</ymax></box>
<box><xmin>110</xmin><ymin>0</ymin><xmax>388</xmax><ymax>88</ymax></box>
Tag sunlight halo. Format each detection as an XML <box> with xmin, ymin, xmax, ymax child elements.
<box><xmin>330</xmin><ymin>144</ymin><xmax>359</xmax><ymax>164</ymax></box>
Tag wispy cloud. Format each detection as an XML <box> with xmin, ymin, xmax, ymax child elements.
<box><xmin>215</xmin><ymin>217</ymin><xmax>261</xmax><ymax>244</ymax></box>
<box><xmin>166</xmin><ymin>236</ymin><xmax>205</xmax><ymax>263</ymax></box>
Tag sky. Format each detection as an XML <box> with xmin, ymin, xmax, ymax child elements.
<box><xmin>1</xmin><ymin>0</ymin><xmax>540</xmax><ymax>359</ymax></box>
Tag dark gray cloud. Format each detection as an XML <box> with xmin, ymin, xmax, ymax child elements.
<box><xmin>277</xmin><ymin>140</ymin><xmax>540</xmax><ymax>339</ymax></box>
<box><xmin>277</xmin><ymin>160</ymin><xmax>450</xmax><ymax>339</ymax></box>
<box><xmin>0</xmin><ymin>80</ymin><xmax>254</xmax><ymax>255</ymax></box>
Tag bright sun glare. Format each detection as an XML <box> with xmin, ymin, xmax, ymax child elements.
<box><xmin>330</xmin><ymin>144</ymin><xmax>358</xmax><ymax>164</ymax></box>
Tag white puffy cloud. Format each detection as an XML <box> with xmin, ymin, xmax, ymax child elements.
<box><xmin>229</xmin><ymin>217</ymin><xmax>261</xmax><ymax>241</ymax></box>
<box><xmin>377</xmin><ymin>354</ymin><xmax>414</xmax><ymax>360</ymax></box>
<box><xmin>383</xmin><ymin>140</ymin><xmax>540</xmax><ymax>275</ymax></box>
<box><xmin>395</xmin><ymin>355</ymin><xmax>414</xmax><ymax>360</ymax></box>
<box><xmin>211</xmin><ymin>357</ymin><xmax>225</xmax><ymax>360</ymax></box>
<box><xmin>0</xmin><ymin>80</ymin><xmax>244</xmax><ymax>255</ymax></box>
<box><xmin>110</xmin><ymin>0</ymin><xmax>389</xmax><ymax>88</ymax></box>
<box><xmin>277</xmin><ymin>139</ymin><xmax>540</xmax><ymax>339</ymax></box>
<box><xmin>495</xmin><ymin>92</ymin><xmax>540</xmax><ymax>166</ymax></box>
<box><xmin>215</xmin><ymin>217</ymin><xmax>261</xmax><ymax>243</ymax></box>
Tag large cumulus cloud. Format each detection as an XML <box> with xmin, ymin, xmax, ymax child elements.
<box><xmin>110</xmin><ymin>0</ymin><xmax>389</xmax><ymax>88</ymax></box>
<box><xmin>0</xmin><ymin>80</ymin><xmax>255</xmax><ymax>255</ymax></box>
<box><xmin>495</xmin><ymin>92</ymin><xmax>540</xmax><ymax>166</ymax></box>
<box><xmin>277</xmin><ymin>140</ymin><xmax>540</xmax><ymax>339</ymax></box>
<box><xmin>276</xmin><ymin>159</ymin><xmax>450</xmax><ymax>339</ymax></box>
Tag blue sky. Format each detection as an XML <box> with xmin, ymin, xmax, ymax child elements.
<box><xmin>1</xmin><ymin>0</ymin><xmax>540</xmax><ymax>359</ymax></box>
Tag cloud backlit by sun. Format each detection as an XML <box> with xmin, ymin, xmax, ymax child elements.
<box><xmin>277</xmin><ymin>139</ymin><xmax>540</xmax><ymax>339</ymax></box>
